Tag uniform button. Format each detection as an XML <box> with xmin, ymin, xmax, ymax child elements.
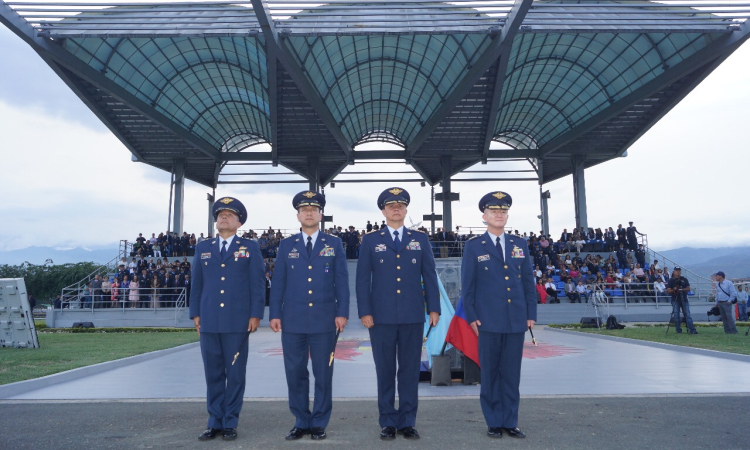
<box><xmin>518</xmin><ymin>274</ymin><xmax>521</xmax><ymax>278</ymax></box>
<box><xmin>397</xmin><ymin>278</ymin><xmax>401</xmax><ymax>282</ymax></box>
<box><xmin>221</xmin><ymin>264</ymin><xmax>226</xmax><ymax>268</ymax></box>
<box><xmin>221</xmin><ymin>290</ymin><xmax>225</xmax><ymax>294</ymax></box>
<box><xmin>397</xmin><ymin>266</ymin><xmax>401</xmax><ymax>270</ymax></box>
<box><xmin>505</xmin><ymin>276</ymin><xmax>509</xmax><ymax>280</ymax></box>
<box><xmin>221</xmin><ymin>277</ymin><xmax>225</xmax><ymax>281</ymax></box>
<box><xmin>397</xmin><ymin>290</ymin><xmax>401</xmax><ymax>294</ymax></box>
<box><xmin>308</xmin><ymin>266</ymin><xmax>313</xmax><ymax>269</ymax></box>
<box><xmin>507</xmin><ymin>287</ymin><xmax>511</xmax><ymax>291</ymax></box>
<box><xmin>504</xmin><ymin>265</ymin><xmax>508</xmax><ymax>269</ymax></box>
<box><xmin>508</xmin><ymin>299</ymin><xmax>511</xmax><ymax>303</ymax></box>
<box><xmin>308</xmin><ymin>290</ymin><xmax>313</xmax><ymax>294</ymax></box>
<box><xmin>397</xmin><ymin>255</ymin><xmax>400</xmax><ymax>259</ymax></box>
<box><xmin>309</xmin><ymin>303</ymin><xmax>313</xmax><ymax>307</ymax></box>
<box><xmin>220</xmin><ymin>303</ymin><xmax>225</xmax><ymax>307</ymax></box>
<box><xmin>308</xmin><ymin>278</ymin><xmax>312</xmax><ymax>282</ymax></box>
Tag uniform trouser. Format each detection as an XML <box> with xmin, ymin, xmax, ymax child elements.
<box><xmin>478</xmin><ymin>331</ymin><xmax>525</xmax><ymax>429</ymax></box>
<box><xmin>200</xmin><ymin>332</ymin><xmax>249</xmax><ymax>429</ymax></box>
<box><xmin>368</xmin><ymin>323</ymin><xmax>422</xmax><ymax>428</ymax></box>
<box><xmin>717</xmin><ymin>302</ymin><xmax>738</xmax><ymax>334</ymax></box>
<box><xmin>346</xmin><ymin>246</ymin><xmax>357</xmax><ymax>259</ymax></box>
<box><xmin>281</xmin><ymin>331</ymin><xmax>336</xmax><ymax>429</ymax></box>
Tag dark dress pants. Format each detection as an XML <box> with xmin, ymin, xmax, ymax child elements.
<box><xmin>368</xmin><ymin>323</ymin><xmax>422</xmax><ymax>429</ymax></box>
<box><xmin>478</xmin><ymin>331</ymin><xmax>525</xmax><ymax>429</ymax></box>
<box><xmin>282</xmin><ymin>331</ymin><xmax>337</xmax><ymax>429</ymax></box>
<box><xmin>200</xmin><ymin>332</ymin><xmax>249</xmax><ymax>430</ymax></box>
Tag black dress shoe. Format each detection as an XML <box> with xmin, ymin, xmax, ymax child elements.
<box><xmin>198</xmin><ymin>428</ymin><xmax>222</xmax><ymax>441</ymax></box>
<box><xmin>502</xmin><ymin>427</ymin><xmax>526</xmax><ymax>438</ymax></box>
<box><xmin>310</xmin><ymin>427</ymin><xmax>327</xmax><ymax>440</ymax></box>
<box><xmin>380</xmin><ymin>426</ymin><xmax>396</xmax><ymax>440</ymax></box>
<box><xmin>398</xmin><ymin>427</ymin><xmax>420</xmax><ymax>439</ymax></box>
<box><xmin>285</xmin><ymin>427</ymin><xmax>310</xmax><ymax>440</ymax></box>
<box><xmin>487</xmin><ymin>427</ymin><xmax>503</xmax><ymax>438</ymax></box>
<box><xmin>222</xmin><ymin>428</ymin><xmax>237</xmax><ymax>441</ymax></box>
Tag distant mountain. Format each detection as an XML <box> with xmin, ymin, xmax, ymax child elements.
<box><xmin>0</xmin><ymin>246</ymin><xmax>118</xmax><ymax>266</ymax></box>
<box><xmin>654</xmin><ymin>246</ymin><xmax>750</xmax><ymax>279</ymax></box>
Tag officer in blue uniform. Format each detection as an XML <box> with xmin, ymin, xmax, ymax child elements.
<box><xmin>190</xmin><ymin>197</ymin><xmax>266</xmax><ymax>442</ymax></box>
<box><xmin>461</xmin><ymin>191</ymin><xmax>537</xmax><ymax>439</ymax></box>
<box><xmin>356</xmin><ymin>187</ymin><xmax>440</xmax><ymax>440</ymax></box>
<box><xmin>269</xmin><ymin>191</ymin><xmax>350</xmax><ymax>441</ymax></box>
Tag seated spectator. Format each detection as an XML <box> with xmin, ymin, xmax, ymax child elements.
<box><xmin>536</xmin><ymin>278</ymin><xmax>548</xmax><ymax>304</ymax></box>
<box><xmin>568</xmin><ymin>263</ymin><xmax>579</xmax><ymax>281</ymax></box>
<box><xmin>545</xmin><ymin>262</ymin><xmax>556</xmax><ymax>277</ymax></box>
<box><xmin>653</xmin><ymin>279</ymin><xmax>667</xmax><ymax>302</ymax></box>
<box><xmin>576</xmin><ymin>281</ymin><xmax>589</xmax><ymax>303</ymax></box>
<box><xmin>633</xmin><ymin>264</ymin><xmax>647</xmax><ymax>282</ymax></box>
<box><xmin>564</xmin><ymin>255</ymin><xmax>572</xmax><ymax>267</ymax></box>
<box><xmin>545</xmin><ymin>278</ymin><xmax>560</xmax><ymax>303</ymax></box>
<box><xmin>605</xmin><ymin>272</ymin><xmax>616</xmax><ymax>288</ymax></box>
<box><xmin>534</xmin><ymin>265</ymin><xmax>542</xmax><ymax>280</ymax></box>
<box><xmin>652</xmin><ymin>259</ymin><xmax>661</xmax><ymax>271</ymax></box>
<box><xmin>564</xmin><ymin>279</ymin><xmax>580</xmax><ymax>303</ymax></box>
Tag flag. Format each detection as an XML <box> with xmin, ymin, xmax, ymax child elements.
<box><xmin>444</xmin><ymin>296</ymin><xmax>479</xmax><ymax>366</ymax></box>
<box><xmin>423</xmin><ymin>270</ymin><xmax>455</xmax><ymax>367</ymax></box>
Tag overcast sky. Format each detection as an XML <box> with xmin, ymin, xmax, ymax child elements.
<box><xmin>1</xmin><ymin>24</ymin><xmax>749</xmax><ymax>253</ymax></box>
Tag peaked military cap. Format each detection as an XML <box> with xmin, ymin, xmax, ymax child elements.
<box><xmin>479</xmin><ymin>191</ymin><xmax>513</xmax><ymax>212</ymax></box>
<box><xmin>377</xmin><ymin>187</ymin><xmax>410</xmax><ymax>210</ymax></box>
<box><xmin>293</xmin><ymin>190</ymin><xmax>326</xmax><ymax>210</ymax></box>
<box><xmin>212</xmin><ymin>196</ymin><xmax>247</xmax><ymax>224</ymax></box>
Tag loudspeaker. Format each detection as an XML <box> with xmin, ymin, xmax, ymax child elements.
<box><xmin>72</xmin><ymin>322</ymin><xmax>95</xmax><ymax>328</ymax></box>
<box><xmin>580</xmin><ymin>317</ymin><xmax>601</xmax><ymax>328</ymax></box>
<box><xmin>462</xmin><ymin>355</ymin><xmax>480</xmax><ymax>385</ymax></box>
<box><xmin>430</xmin><ymin>355</ymin><xmax>452</xmax><ymax>386</ymax></box>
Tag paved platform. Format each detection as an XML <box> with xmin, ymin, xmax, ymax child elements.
<box><xmin>5</xmin><ymin>326</ymin><xmax>749</xmax><ymax>400</ymax></box>
<box><xmin>1</xmin><ymin>396</ymin><xmax>748</xmax><ymax>450</ymax></box>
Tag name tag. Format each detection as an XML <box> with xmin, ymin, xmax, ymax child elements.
<box><xmin>375</xmin><ymin>244</ymin><xmax>387</xmax><ymax>252</ymax></box>
<box><xmin>406</xmin><ymin>241</ymin><xmax>421</xmax><ymax>251</ymax></box>
<box><xmin>478</xmin><ymin>254</ymin><xmax>490</xmax><ymax>262</ymax></box>
<box><xmin>289</xmin><ymin>252</ymin><xmax>300</xmax><ymax>259</ymax></box>
<box><xmin>201</xmin><ymin>252</ymin><xmax>211</xmax><ymax>260</ymax></box>
<box><xmin>319</xmin><ymin>246</ymin><xmax>335</xmax><ymax>257</ymax></box>
<box><xmin>511</xmin><ymin>246</ymin><xmax>525</xmax><ymax>258</ymax></box>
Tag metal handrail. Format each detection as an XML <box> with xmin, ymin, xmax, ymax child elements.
<box><xmin>59</xmin><ymin>286</ymin><xmax>187</xmax><ymax>312</ymax></box>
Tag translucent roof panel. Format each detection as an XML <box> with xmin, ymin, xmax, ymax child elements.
<box><xmin>494</xmin><ymin>32</ymin><xmax>720</xmax><ymax>148</ymax></box>
<box><xmin>63</xmin><ymin>36</ymin><xmax>270</xmax><ymax>152</ymax></box>
<box><xmin>284</xmin><ymin>33</ymin><xmax>492</xmax><ymax>146</ymax></box>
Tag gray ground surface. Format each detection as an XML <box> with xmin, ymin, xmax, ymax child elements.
<box><xmin>2</xmin><ymin>396</ymin><xmax>747</xmax><ymax>450</ymax></box>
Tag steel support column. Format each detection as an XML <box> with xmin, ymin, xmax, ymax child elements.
<box><xmin>441</xmin><ymin>156</ymin><xmax>453</xmax><ymax>232</ymax></box>
<box><xmin>172</xmin><ymin>159</ymin><xmax>186</xmax><ymax>235</ymax></box>
<box><xmin>207</xmin><ymin>191</ymin><xmax>215</xmax><ymax>238</ymax></box>
<box><xmin>572</xmin><ymin>156</ymin><xmax>588</xmax><ymax>231</ymax></box>
<box><xmin>308</xmin><ymin>157</ymin><xmax>319</xmax><ymax>192</ymax></box>
<box><xmin>540</xmin><ymin>188</ymin><xmax>550</xmax><ymax>237</ymax></box>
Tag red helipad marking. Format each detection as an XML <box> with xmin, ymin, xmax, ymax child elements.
<box><xmin>522</xmin><ymin>341</ymin><xmax>582</xmax><ymax>359</ymax></box>
<box><xmin>259</xmin><ymin>338</ymin><xmax>365</xmax><ymax>362</ymax></box>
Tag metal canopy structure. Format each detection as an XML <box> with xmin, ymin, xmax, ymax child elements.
<box><xmin>2</xmin><ymin>0</ymin><xmax>750</xmax><ymax>231</ymax></box>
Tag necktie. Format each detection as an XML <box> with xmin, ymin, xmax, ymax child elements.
<box><xmin>221</xmin><ymin>240</ymin><xmax>227</xmax><ymax>258</ymax></box>
<box><xmin>306</xmin><ymin>236</ymin><xmax>313</xmax><ymax>255</ymax></box>
<box><xmin>394</xmin><ymin>230</ymin><xmax>400</xmax><ymax>246</ymax></box>
<box><xmin>496</xmin><ymin>237</ymin><xmax>504</xmax><ymax>262</ymax></box>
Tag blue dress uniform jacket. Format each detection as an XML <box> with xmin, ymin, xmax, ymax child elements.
<box><xmin>461</xmin><ymin>232</ymin><xmax>537</xmax><ymax>333</ymax></box>
<box><xmin>269</xmin><ymin>233</ymin><xmax>350</xmax><ymax>333</ymax></box>
<box><xmin>190</xmin><ymin>237</ymin><xmax>266</xmax><ymax>331</ymax></box>
<box><xmin>269</xmin><ymin>233</ymin><xmax>350</xmax><ymax>430</ymax></box>
<box><xmin>356</xmin><ymin>229</ymin><xmax>440</xmax><ymax>322</ymax></box>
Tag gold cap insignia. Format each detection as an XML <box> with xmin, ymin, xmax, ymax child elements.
<box><xmin>389</xmin><ymin>188</ymin><xmax>403</xmax><ymax>196</ymax></box>
<box><xmin>303</xmin><ymin>191</ymin><xmax>316</xmax><ymax>198</ymax></box>
<box><xmin>219</xmin><ymin>197</ymin><xmax>234</xmax><ymax>204</ymax></box>
<box><xmin>492</xmin><ymin>192</ymin><xmax>506</xmax><ymax>200</ymax></box>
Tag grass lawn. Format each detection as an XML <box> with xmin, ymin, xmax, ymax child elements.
<box><xmin>569</xmin><ymin>325</ymin><xmax>750</xmax><ymax>356</ymax></box>
<box><xmin>0</xmin><ymin>331</ymin><xmax>199</xmax><ymax>385</ymax></box>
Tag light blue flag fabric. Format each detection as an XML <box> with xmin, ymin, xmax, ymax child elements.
<box><xmin>423</xmin><ymin>270</ymin><xmax>455</xmax><ymax>367</ymax></box>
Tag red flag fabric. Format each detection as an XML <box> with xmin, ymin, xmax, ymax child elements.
<box><xmin>444</xmin><ymin>297</ymin><xmax>480</xmax><ymax>366</ymax></box>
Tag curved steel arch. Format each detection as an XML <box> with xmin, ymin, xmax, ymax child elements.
<box><xmin>497</xmin><ymin>96</ymin><xmax>575</xmax><ymax>130</ymax></box>
<box><xmin>187</xmin><ymin>99</ymin><xmax>270</xmax><ymax>137</ymax></box>
<box><xmin>337</xmin><ymin>98</ymin><xmax>423</xmax><ymax>142</ymax></box>
<box><xmin>496</xmin><ymin>98</ymin><xmax>574</xmax><ymax>144</ymax></box>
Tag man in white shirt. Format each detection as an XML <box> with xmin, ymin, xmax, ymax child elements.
<box><xmin>576</xmin><ymin>281</ymin><xmax>589</xmax><ymax>303</ymax></box>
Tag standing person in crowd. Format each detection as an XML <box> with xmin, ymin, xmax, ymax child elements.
<box><xmin>269</xmin><ymin>191</ymin><xmax>349</xmax><ymax>441</ymax></box>
<box><xmin>713</xmin><ymin>271</ymin><xmax>738</xmax><ymax>334</ymax></box>
<box><xmin>151</xmin><ymin>274</ymin><xmax>161</xmax><ymax>309</ymax></box>
<box><xmin>90</xmin><ymin>275</ymin><xmax>102</xmax><ymax>309</ymax></box>
<box><xmin>190</xmin><ymin>197</ymin><xmax>265</xmax><ymax>442</ymax></box>
<box><xmin>345</xmin><ymin>225</ymin><xmax>359</xmax><ymax>259</ymax></box>
<box><xmin>111</xmin><ymin>279</ymin><xmax>119</xmax><ymax>308</ymax></box>
<box><xmin>626</xmin><ymin>222</ymin><xmax>642</xmax><ymax>251</ymax></box>
<box><xmin>101</xmin><ymin>277</ymin><xmax>111</xmax><ymax>308</ymax></box>
<box><xmin>138</xmin><ymin>268</ymin><xmax>151</xmax><ymax>308</ymax></box>
<box><xmin>356</xmin><ymin>187</ymin><xmax>440</xmax><ymax>440</ymax></box>
<box><xmin>738</xmin><ymin>285</ymin><xmax>749</xmax><ymax>322</ymax></box>
<box><xmin>164</xmin><ymin>271</ymin><xmax>174</xmax><ymax>308</ymax></box>
<box><xmin>666</xmin><ymin>267</ymin><xmax>698</xmax><ymax>335</ymax></box>
<box><xmin>616</xmin><ymin>243</ymin><xmax>628</xmax><ymax>269</ymax></box>
<box><xmin>635</xmin><ymin>244</ymin><xmax>646</xmax><ymax>268</ymax></box>
<box><xmin>461</xmin><ymin>191</ymin><xmax>536</xmax><ymax>439</ymax></box>
<box><xmin>120</xmin><ymin>275</ymin><xmax>130</xmax><ymax>308</ymax></box>
<box><xmin>128</xmin><ymin>276</ymin><xmax>139</xmax><ymax>308</ymax></box>
<box><xmin>535</xmin><ymin>278</ymin><xmax>547</xmax><ymax>304</ymax></box>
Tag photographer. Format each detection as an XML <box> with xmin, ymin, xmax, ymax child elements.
<box><xmin>666</xmin><ymin>267</ymin><xmax>698</xmax><ymax>334</ymax></box>
<box><xmin>714</xmin><ymin>271</ymin><xmax>738</xmax><ymax>334</ymax></box>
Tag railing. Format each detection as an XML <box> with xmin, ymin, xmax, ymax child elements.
<box><xmin>59</xmin><ymin>286</ymin><xmax>187</xmax><ymax>312</ymax></box>
<box><xmin>58</xmin><ymin>253</ymin><xmax>123</xmax><ymax>307</ymax></box>
<box><xmin>644</xmin><ymin>246</ymin><xmax>713</xmax><ymax>301</ymax></box>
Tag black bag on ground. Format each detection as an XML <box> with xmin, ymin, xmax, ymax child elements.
<box><xmin>606</xmin><ymin>315</ymin><xmax>625</xmax><ymax>330</ymax></box>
